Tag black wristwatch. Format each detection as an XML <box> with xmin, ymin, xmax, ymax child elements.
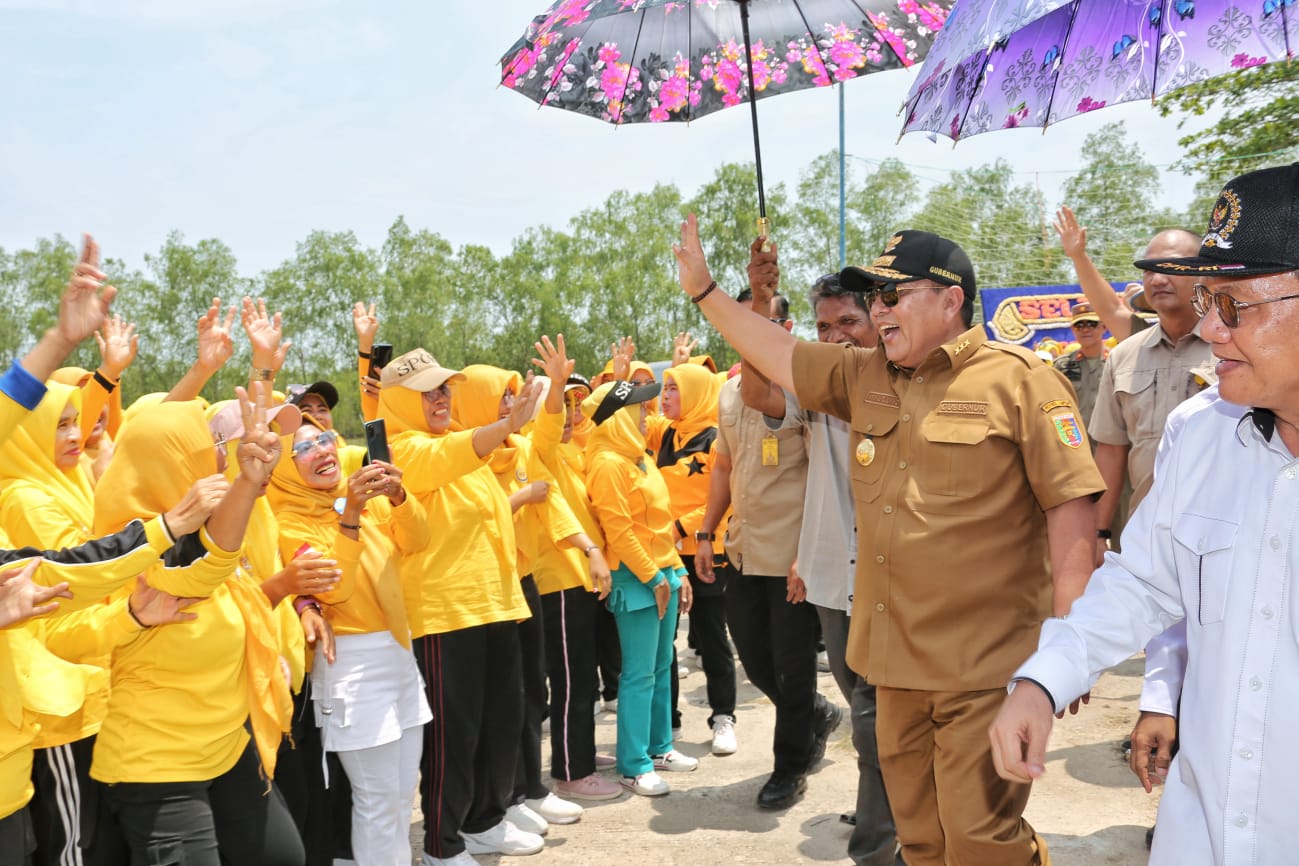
<box><xmin>695</xmin><ymin>531</ymin><xmax>715</xmax><ymax>542</ymax></box>
<box><xmin>1096</xmin><ymin>528</ymin><xmax>1113</xmax><ymax>540</ymax></box>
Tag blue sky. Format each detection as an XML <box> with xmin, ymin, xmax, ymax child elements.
<box><xmin>0</xmin><ymin>0</ymin><xmax>1212</xmax><ymax>276</ymax></box>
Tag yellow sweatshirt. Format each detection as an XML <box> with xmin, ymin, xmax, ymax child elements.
<box><xmin>450</xmin><ymin>365</ymin><xmax>584</xmax><ymax>584</ymax></box>
<box><xmin>89</xmin><ymin>401</ymin><xmax>290</xmax><ymax>784</ymax></box>
<box><xmin>378</xmin><ymin>384</ymin><xmax>529</xmax><ymax>638</ymax></box>
<box><xmin>267</xmin><ymin>433</ymin><xmax>429</xmax><ymax>648</ymax></box>
<box><xmin>581</xmin><ymin>387</ymin><xmax>683</xmax><ymax>583</ymax></box>
<box><xmin>529</xmin><ymin>406</ymin><xmax>602</xmax><ymax>595</ymax></box>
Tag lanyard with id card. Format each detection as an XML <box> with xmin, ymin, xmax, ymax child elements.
<box><xmin>762</xmin><ymin>433</ymin><xmax>779</xmax><ymax>466</ymax></box>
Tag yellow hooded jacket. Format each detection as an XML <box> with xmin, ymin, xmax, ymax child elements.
<box><xmin>581</xmin><ymin>385</ymin><xmax>682</xmax><ymax>584</ymax></box>
<box><xmin>89</xmin><ymin>401</ymin><xmax>290</xmax><ymax>784</ymax></box>
<box><xmin>378</xmin><ymin>382</ymin><xmax>529</xmax><ymax>638</ymax></box>
<box><xmin>450</xmin><ymin>366</ymin><xmax>583</xmax><ymax>588</ymax></box>
<box><xmin>266</xmin><ymin>420</ymin><xmax>429</xmax><ymax>649</ymax></box>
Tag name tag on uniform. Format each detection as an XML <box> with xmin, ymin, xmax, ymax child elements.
<box><xmin>762</xmin><ymin>434</ymin><xmax>779</xmax><ymax>466</ymax></box>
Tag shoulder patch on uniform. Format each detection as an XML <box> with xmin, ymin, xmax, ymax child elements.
<box><xmin>1041</xmin><ymin>399</ymin><xmax>1072</xmax><ymax>414</ymax></box>
<box><xmin>864</xmin><ymin>391</ymin><xmax>901</xmax><ymax>409</ymax></box>
<box><xmin>985</xmin><ymin>341</ymin><xmax>1041</xmax><ymax>368</ymax></box>
<box><xmin>936</xmin><ymin>401</ymin><xmax>988</xmax><ymax>415</ymax></box>
<box><xmin>1052</xmin><ymin>412</ymin><xmax>1084</xmax><ymax>448</ymax></box>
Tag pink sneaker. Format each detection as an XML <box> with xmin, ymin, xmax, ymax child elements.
<box><xmin>554</xmin><ymin>773</ymin><xmax>624</xmax><ymax>801</ymax></box>
<box><xmin>594</xmin><ymin>752</ymin><xmax>616</xmax><ymax>769</ymax></box>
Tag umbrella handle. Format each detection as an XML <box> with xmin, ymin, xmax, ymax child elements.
<box><xmin>757</xmin><ymin>217</ymin><xmax>772</xmax><ymax>252</ymax></box>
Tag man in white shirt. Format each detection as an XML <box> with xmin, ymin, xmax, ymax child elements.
<box><xmin>989</xmin><ymin>162</ymin><xmax>1299</xmax><ymax>865</ymax></box>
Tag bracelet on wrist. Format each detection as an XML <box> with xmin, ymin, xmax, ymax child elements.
<box><xmin>339</xmin><ymin>520</ymin><xmax>361</xmax><ymax>531</ymax></box>
<box><xmin>251</xmin><ymin>367</ymin><xmax>274</xmax><ymax>382</ymax></box>
<box><xmin>1096</xmin><ymin>528</ymin><xmax>1113</xmax><ymax>540</ymax></box>
<box><xmin>358</xmin><ymin>349</ymin><xmax>372</xmax><ymax>359</ymax></box>
<box><xmin>582</xmin><ymin>545</ymin><xmax>599</xmax><ymax>558</ymax></box>
<box><xmin>126</xmin><ymin>598</ymin><xmax>148</xmax><ymax>628</ymax></box>
<box><xmin>294</xmin><ymin>596</ymin><xmax>321</xmax><ymax>616</ymax></box>
<box><xmin>94</xmin><ymin>370</ymin><xmax>118</xmax><ymax>393</ymax></box>
<box><xmin>690</xmin><ymin>280</ymin><xmax>718</xmax><ymax>304</ymax></box>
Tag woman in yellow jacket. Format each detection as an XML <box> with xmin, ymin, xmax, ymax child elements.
<box><xmin>0</xmin><ymin>380</ymin><xmax>116</xmax><ymax>865</ymax></box>
<box><xmin>581</xmin><ymin>380</ymin><xmax>695</xmax><ymax>797</ymax></box>
<box><xmin>526</xmin><ymin>344</ymin><xmax>624</xmax><ymax>805</ymax></box>
<box><xmin>646</xmin><ymin>362</ymin><xmax>736</xmax><ymax>755</ymax></box>
<box><xmin>268</xmin><ymin>416</ymin><xmax>431</xmax><ymax>866</ymax></box>
<box><xmin>88</xmin><ymin>393</ymin><xmax>303</xmax><ymax>866</ymax></box>
<box><xmin>377</xmin><ymin>348</ymin><xmax>543</xmax><ymax>865</ymax></box>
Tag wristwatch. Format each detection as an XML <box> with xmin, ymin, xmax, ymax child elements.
<box><xmin>1096</xmin><ymin>528</ymin><xmax>1113</xmax><ymax>540</ymax></box>
<box><xmin>695</xmin><ymin>531</ymin><xmax>715</xmax><ymax>542</ymax></box>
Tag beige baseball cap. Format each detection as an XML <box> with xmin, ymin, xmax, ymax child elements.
<box><xmin>379</xmin><ymin>348</ymin><xmax>466</xmax><ymax>392</ymax></box>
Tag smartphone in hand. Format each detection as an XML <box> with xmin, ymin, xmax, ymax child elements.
<box><xmin>364</xmin><ymin>418</ymin><xmax>391</xmax><ymax>466</ymax></box>
<box><xmin>368</xmin><ymin>343</ymin><xmax>394</xmax><ymax>381</ymax></box>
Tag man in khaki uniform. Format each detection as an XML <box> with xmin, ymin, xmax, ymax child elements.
<box><xmin>1053</xmin><ymin>301</ymin><xmax>1109</xmax><ymax>429</ymax></box>
<box><xmin>672</xmin><ymin>222</ymin><xmax>1103</xmax><ymax>865</ymax></box>
<box><xmin>1088</xmin><ymin>229</ymin><xmax>1214</xmax><ymax>561</ymax></box>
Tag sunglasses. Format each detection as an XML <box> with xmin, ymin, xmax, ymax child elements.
<box><xmin>863</xmin><ymin>281</ymin><xmax>942</xmax><ymax>307</ymax></box>
<box><xmin>1192</xmin><ymin>283</ymin><xmax>1299</xmax><ymax>328</ymax></box>
<box><xmin>291</xmin><ymin>429</ymin><xmax>339</xmax><ymax>459</ymax></box>
<box><xmin>1072</xmin><ymin>320</ymin><xmax>1101</xmax><ymax>330</ymax></box>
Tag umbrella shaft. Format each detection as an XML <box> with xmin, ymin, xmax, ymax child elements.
<box><xmin>739</xmin><ymin>0</ymin><xmax>767</xmax><ymax>221</ymax></box>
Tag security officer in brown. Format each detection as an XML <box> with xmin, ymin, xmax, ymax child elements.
<box><xmin>1053</xmin><ymin>300</ymin><xmax>1109</xmax><ymax>429</ymax></box>
<box><xmin>672</xmin><ymin>218</ymin><xmax>1104</xmax><ymax>866</ymax></box>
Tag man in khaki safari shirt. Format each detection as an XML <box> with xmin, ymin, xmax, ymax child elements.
<box><xmin>672</xmin><ymin>219</ymin><xmax>1104</xmax><ymax>866</ymax></box>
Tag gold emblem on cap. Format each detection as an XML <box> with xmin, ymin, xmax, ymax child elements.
<box><xmin>855</xmin><ymin>438</ymin><xmax>875</xmax><ymax>467</ymax></box>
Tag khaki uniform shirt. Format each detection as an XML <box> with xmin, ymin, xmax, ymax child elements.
<box><xmin>1088</xmin><ymin>323</ymin><xmax>1213</xmax><ymax>509</ymax></box>
<box><xmin>716</xmin><ymin>377</ymin><xmax>806</xmax><ymax>576</ymax></box>
<box><xmin>792</xmin><ymin>325</ymin><xmax>1105</xmax><ymax>691</ymax></box>
<box><xmin>1053</xmin><ymin>350</ymin><xmax>1107</xmax><ymax>429</ymax></box>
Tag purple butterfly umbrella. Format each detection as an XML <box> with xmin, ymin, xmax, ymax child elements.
<box><xmin>899</xmin><ymin>0</ymin><xmax>1296</xmax><ymax>143</ymax></box>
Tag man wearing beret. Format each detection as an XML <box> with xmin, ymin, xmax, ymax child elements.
<box><xmin>673</xmin><ymin>223</ymin><xmax>1103</xmax><ymax>865</ymax></box>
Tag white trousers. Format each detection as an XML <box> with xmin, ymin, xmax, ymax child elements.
<box><xmin>336</xmin><ymin>724</ymin><xmax>423</xmax><ymax>866</ymax></box>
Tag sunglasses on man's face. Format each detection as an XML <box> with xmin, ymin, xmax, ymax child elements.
<box><xmin>863</xmin><ymin>281</ymin><xmax>942</xmax><ymax>307</ymax></box>
<box><xmin>1192</xmin><ymin>283</ymin><xmax>1299</xmax><ymax>328</ymax></box>
<box><xmin>1072</xmin><ymin>320</ymin><xmax>1101</xmax><ymax>330</ymax></box>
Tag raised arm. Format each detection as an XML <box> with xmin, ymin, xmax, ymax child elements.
<box><xmin>673</xmin><ymin>215</ymin><xmax>797</xmax><ymax>392</ymax></box>
<box><xmin>353</xmin><ymin>302</ymin><xmax>381</xmax><ymax>421</ymax></box>
<box><xmin>242</xmin><ymin>296</ymin><xmax>291</xmax><ymax>394</ymax></box>
<box><xmin>1053</xmin><ymin>207</ymin><xmax>1132</xmax><ymax>341</ymax></box>
<box><xmin>167</xmin><ymin>298</ymin><xmax>235</xmax><ymax>402</ymax></box>
<box><xmin>21</xmin><ymin>234</ymin><xmax>117</xmax><ymax>385</ymax></box>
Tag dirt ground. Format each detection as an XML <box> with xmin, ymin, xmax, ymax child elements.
<box><xmin>411</xmin><ymin>632</ymin><xmax>1159</xmax><ymax>866</ymax></box>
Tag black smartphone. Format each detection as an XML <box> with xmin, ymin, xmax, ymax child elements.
<box><xmin>363</xmin><ymin>418</ymin><xmax>391</xmax><ymax>466</ymax></box>
<box><xmin>368</xmin><ymin>343</ymin><xmax>394</xmax><ymax>380</ymax></box>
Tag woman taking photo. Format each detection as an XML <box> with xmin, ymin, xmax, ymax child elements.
<box><xmin>581</xmin><ymin>380</ymin><xmax>695</xmax><ymax>797</ymax></box>
<box><xmin>268</xmin><ymin>417</ymin><xmax>431</xmax><ymax>866</ymax></box>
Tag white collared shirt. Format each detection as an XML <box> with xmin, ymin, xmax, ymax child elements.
<box><xmin>1015</xmin><ymin>395</ymin><xmax>1299</xmax><ymax>865</ymax></box>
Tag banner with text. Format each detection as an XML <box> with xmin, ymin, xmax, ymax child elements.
<box><xmin>981</xmin><ymin>282</ymin><xmax>1127</xmax><ymax>347</ymax></box>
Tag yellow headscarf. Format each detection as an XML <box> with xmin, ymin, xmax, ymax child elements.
<box><xmin>663</xmin><ymin>363</ymin><xmax>722</xmax><ymax>444</ymax></box>
<box><xmin>91</xmin><ymin>400</ymin><xmax>292</xmax><ymax>779</ymax></box>
<box><xmin>0</xmin><ymin>382</ymin><xmax>95</xmax><ymax>536</ymax></box>
<box><xmin>449</xmin><ymin>365</ymin><xmax>521</xmax><ymax>475</ymax></box>
<box><xmin>582</xmin><ymin>381</ymin><xmax>649</xmax><ymax>465</ymax></box>
<box><xmin>265</xmin><ymin>419</ymin><xmax>412</xmax><ymax>648</ymax></box>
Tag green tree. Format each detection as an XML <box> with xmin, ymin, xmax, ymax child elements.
<box><xmin>911</xmin><ymin>160</ymin><xmax>1049</xmax><ymax>292</ymax></box>
<box><xmin>0</xmin><ymin>236</ymin><xmax>78</xmax><ymax>362</ymax></box>
<box><xmin>1159</xmin><ymin>63</ymin><xmax>1299</xmax><ymax>224</ymax></box>
<box><xmin>1058</xmin><ymin>123</ymin><xmax>1167</xmax><ymax>281</ymax></box>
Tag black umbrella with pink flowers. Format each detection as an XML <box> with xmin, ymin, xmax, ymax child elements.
<box><xmin>501</xmin><ymin>0</ymin><xmax>954</xmax><ymax>231</ymax></box>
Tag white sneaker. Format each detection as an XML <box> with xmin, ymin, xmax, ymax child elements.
<box><xmin>652</xmin><ymin>749</ymin><xmax>699</xmax><ymax>772</ymax></box>
<box><xmin>601</xmin><ymin>698</ymin><xmax>618</xmax><ymax>714</ymax></box>
<box><xmin>526</xmin><ymin>791</ymin><xmax>583</xmax><ymax>825</ymax></box>
<box><xmin>422</xmin><ymin>852</ymin><xmax>479</xmax><ymax>866</ymax></box>
<box><xmin>711</xmin><ymin>714</ymin><xmax>738</xmax><ymax>756</ymax></box>
<box><xmin>816</xmin><ymin>649</ymin><xmax>831</xmax><ymax>672</ymax></box>
<box><xmin>505</xmin><ymin>802</ymin><xmax>549</xmax><ymax>836</ymax></box>
<box><xmin>461</xmin><ymin>819</ymin><xmax>545</xmax><ymax>856</ymax></box>
<box><xmin>677</xmin><ymin>664</ymin><xmax>689</xmax><ymax>678</ymax></box>
<box><xmin>621</xmin><ymin>771</ymin><xmax>670</xmax><ymax>796</ymax></box>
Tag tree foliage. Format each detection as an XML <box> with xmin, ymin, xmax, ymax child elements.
<box><xmin>3</xmin><ymin>147</ymin><xmax>1204</xmax><ymax>435</ymax></box>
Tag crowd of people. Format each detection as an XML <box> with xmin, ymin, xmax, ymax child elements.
<box><xmin>1</xmin><ymin>159</ymin><xmax>1297</xmax><ymax>866</ymax></box>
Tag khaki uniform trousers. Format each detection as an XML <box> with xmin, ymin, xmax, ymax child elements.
<box><xmin>875</xmin><ymin>686</ymin><xmax>1051</xmax><ymax>866</ymax></box>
